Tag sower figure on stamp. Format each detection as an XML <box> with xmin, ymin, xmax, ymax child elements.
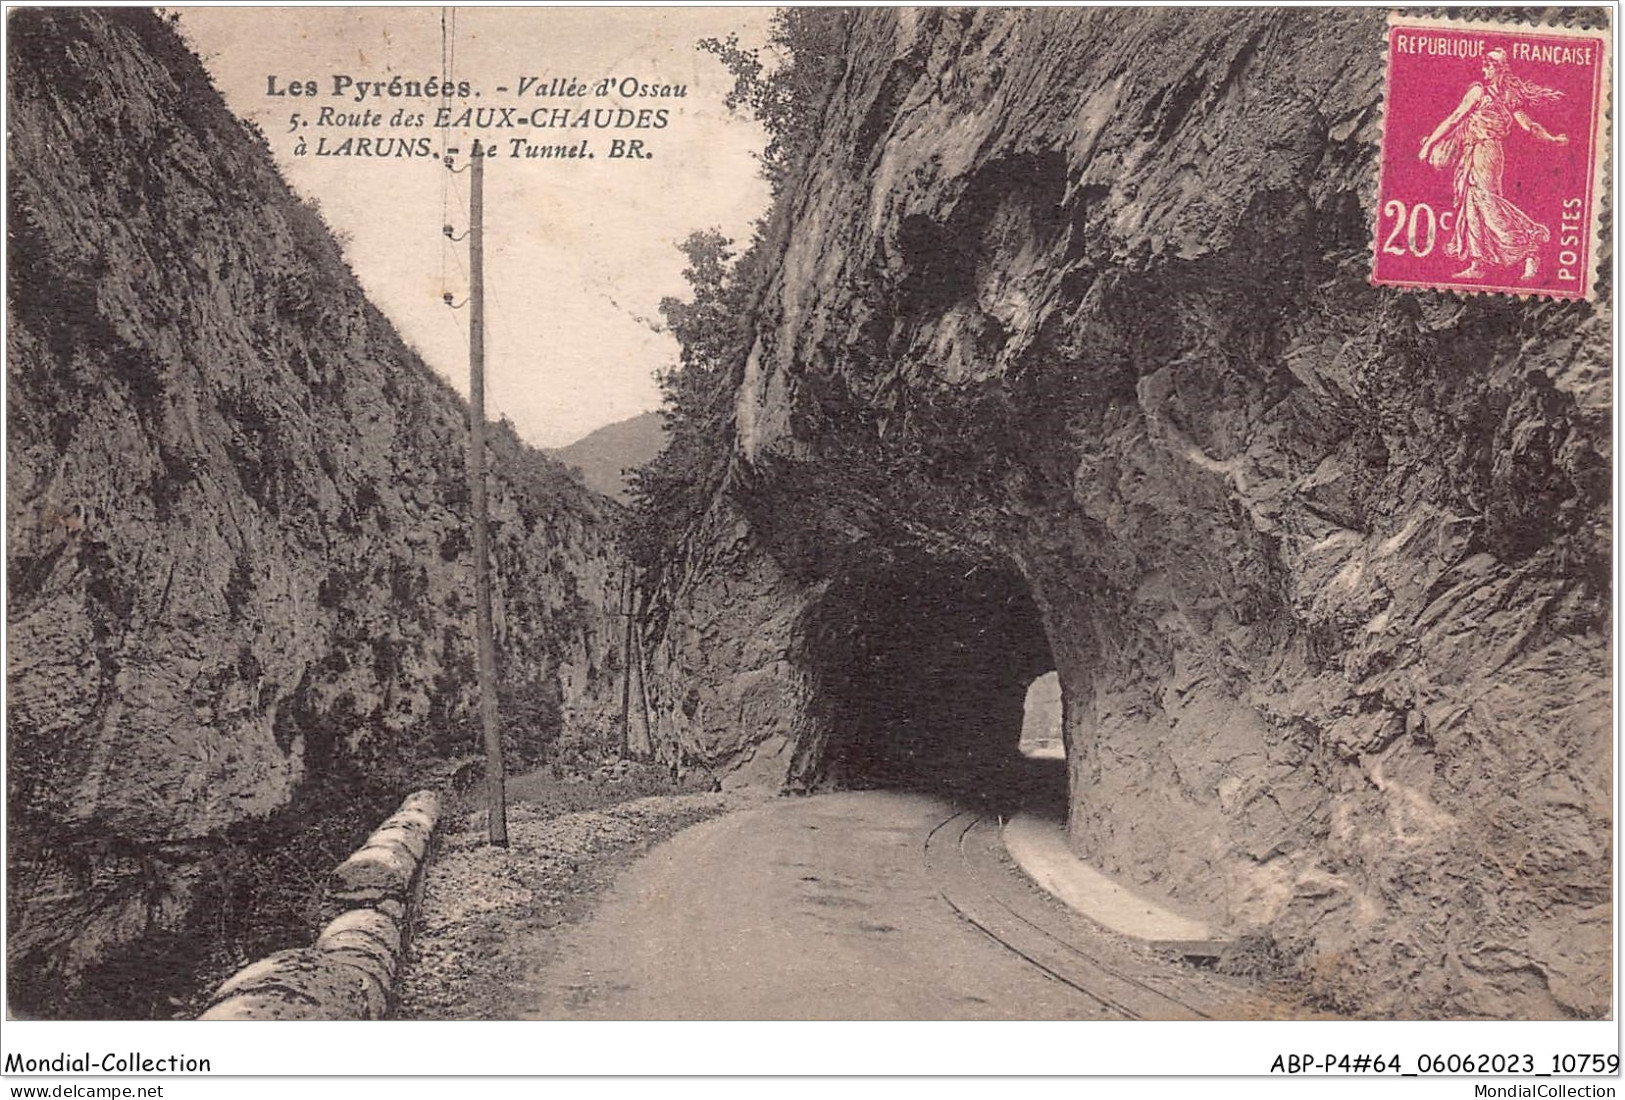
<box><xmin>1418</xmin><ymin>46</ymin><xmax>1569</xmax><ymax>281</ymax></box>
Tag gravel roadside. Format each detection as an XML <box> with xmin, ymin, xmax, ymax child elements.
<box><xmin>396</xmin><ymin>766</ymin><xmax>739</xmax><ymax>1020</ymax></box>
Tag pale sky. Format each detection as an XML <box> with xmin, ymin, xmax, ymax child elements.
<box><xmin>180</xmin><ymin>7</ymin><xmax>775</xmax><ymax>448</ymax></box>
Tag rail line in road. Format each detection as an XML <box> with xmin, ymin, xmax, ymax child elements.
<box><xmin>924</xmin><ymin>810</ymin><xmax>1214</xmax><ymax>1021</ymax></box>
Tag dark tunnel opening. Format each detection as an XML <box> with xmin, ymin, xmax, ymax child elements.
<box><xmin>803</xmin><ymin>556</ymin><xmax>1066</xmax><ymax>814</ymax></box>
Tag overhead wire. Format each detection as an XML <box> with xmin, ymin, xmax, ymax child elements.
<box><xmin>439</xmin><ymin>7</ymin><xmax>449</xmax><ymax>298</ymax></box>
<box><xmin>439</xmin><ymin>8</ymin><xmax>471</xmax><ymax>302</ymax></box>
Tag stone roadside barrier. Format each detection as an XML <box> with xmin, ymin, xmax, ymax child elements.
<box><xmin>198</xmin><ymin>790</ymin><xmax>441</xmax><ymax>1020</ymax></box>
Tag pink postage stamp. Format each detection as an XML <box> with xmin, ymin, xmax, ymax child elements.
<box><xmin>1374</xmin><ymin>14</ymin><xmax>1611</xmax><ymax>300</ymax></box>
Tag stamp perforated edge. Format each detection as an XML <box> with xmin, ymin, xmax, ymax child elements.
<box><xmin>1371</xmin><ymin>10</ymin><xmax>1612</xmax><ymax>302</ymax></box>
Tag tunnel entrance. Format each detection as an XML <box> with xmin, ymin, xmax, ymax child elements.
<box><xmin>804</xmin><ymin>556</ymin><xmax>1063</xmax><ymax>812</ymax></box>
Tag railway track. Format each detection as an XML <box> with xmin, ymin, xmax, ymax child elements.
<box><xmin>924</xmin><ymin>809</ymin><xmax>1216</xmax><ymax>1021</ymax></box>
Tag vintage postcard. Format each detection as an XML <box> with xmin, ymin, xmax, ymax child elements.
<box><xmin>4</xmin><ymin>4</ymin><xmax>1615</xmax><ymax>1087</ymax></box>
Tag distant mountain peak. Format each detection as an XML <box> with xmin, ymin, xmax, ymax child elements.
<box><xmin>549</xmin><ymin>411</ymin><xmax>666</xmax><ymax>503</ymax></box>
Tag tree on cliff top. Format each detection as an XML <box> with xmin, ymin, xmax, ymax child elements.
<box><xmin>624</xmin><ymin>229</ymin><xmax>743</xmax><ymax>581</ymax></box>
<box><xmin>701</xmin><ymin>9</ymin><xmax>852</xmax><ymax>193</ymax></box>
<box><xmin>625</xmin><ymin>10</ymin><xmax>853</xmax><ymax>593</ymax></box>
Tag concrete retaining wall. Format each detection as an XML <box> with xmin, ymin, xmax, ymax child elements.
<box><xmin>198</xmin><ymin>790</ymin><xmax>441</xmax><ymax>1020</ymax></box>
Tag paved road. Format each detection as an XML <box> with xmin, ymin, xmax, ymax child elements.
<box><xmin>524</xmin><ymin>790</ymin><xmax>1116</xmax><ymax>1020</ymax></box>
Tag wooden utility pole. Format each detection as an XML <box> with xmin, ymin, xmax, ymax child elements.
<box><xmin>467</xmin><ymin>140</ymin><xmax>507</xmax><ymax>847</ymax></box>
<box><xmin>618</xmin><ymin>568</ymin><xmax>634</xmax><ymax>758</ymax></box>
<box><xmin>632</xmin><ymin>599</ymin><xmax>657</xmax><ymax>762</ymax></box>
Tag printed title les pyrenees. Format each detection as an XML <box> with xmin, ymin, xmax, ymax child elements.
<box><xmin>273</xmin><ymin>74</ymin><xmax>686</xmax><ymax>159</ymax></box>
<box><xmin>267</xmin><ymin>73</ymin><xmax>687</xmax><ymax>104</ymax></box>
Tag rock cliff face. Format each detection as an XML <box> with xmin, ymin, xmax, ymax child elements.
<box><xmin>646</xmin><ymin>8</ymin><xmax>1611</xmax><ymax>1018</ymax></box>
<box><xmin>7</xmin><ymin>9</ymin><xmax>625</xmax><ymax>1015</ymax></box>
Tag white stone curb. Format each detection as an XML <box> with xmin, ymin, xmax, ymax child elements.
<box><xmin>198</xmin><ymin>789</ymin><xmax>442</xmax><ymax>1020</ymax></box>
